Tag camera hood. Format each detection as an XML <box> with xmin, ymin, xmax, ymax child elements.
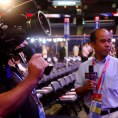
<box><xmin>26</xmin><ymin>11</ymin><xmax>51</xmax><ymax>37</ymax></box>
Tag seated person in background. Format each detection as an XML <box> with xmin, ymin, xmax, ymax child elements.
<box><xmin>75</xmin><ymin>28</ymin><xmax>118</xmax><ymax>118</ymax></box>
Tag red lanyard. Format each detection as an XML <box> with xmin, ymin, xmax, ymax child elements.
<box><xmin>92</xmin><ymin>58</ymin><xmax>110</xmax><ymax>91</ymax></box>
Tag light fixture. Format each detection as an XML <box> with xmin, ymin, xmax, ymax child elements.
<box><xmin>0</xmin><ymin>0</ymin><xmax>11</xmax><ymax>5</ymax></box>
<box><xmin>52</xmin><ymin>0</ymin><xmax>81</xmax><ymax>6</ymax></box>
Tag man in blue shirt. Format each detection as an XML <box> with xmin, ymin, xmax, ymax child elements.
<box><xmin>75</xmin><ymin>28</ymin><xmax>118</xmax><ymax>118</ymax></box>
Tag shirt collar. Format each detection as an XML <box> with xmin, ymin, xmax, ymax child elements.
<box><xmin>93</xmin><ymin>55</ymin><xmax>110</xmax><ymax>64</ymax></box>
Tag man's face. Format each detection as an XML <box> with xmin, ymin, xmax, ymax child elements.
<box><xmin>92</xmin><ymin>29</ymin><xmax>112</xmax><ymax>60</ymax></box>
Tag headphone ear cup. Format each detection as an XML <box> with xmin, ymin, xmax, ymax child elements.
<box><xmin>0</xmin><ymin>27</ymin><xmax>26</xmax><ymax>48</ymax></box>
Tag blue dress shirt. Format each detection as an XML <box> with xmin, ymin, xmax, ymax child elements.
<box><xmin>75</xmin><ymin>55</ymin><xmax>118</xmax><ymax>109</ymax></box>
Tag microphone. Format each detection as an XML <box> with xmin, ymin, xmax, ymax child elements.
<box><xmin>85</xmin><ymin>65</ymin><xmax>97</xmax><ymax>80</ymax></box>
<box><xmin>89</xmin><ymin>65</ymin><xmax>97</xmax><ymax>81</ymax></box>
<box><xmin>88</xmin><ymin>65</ymin><xmax>97</xmax><ymax>93</ymax></box>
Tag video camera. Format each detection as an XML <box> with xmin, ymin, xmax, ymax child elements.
<box><xmin>0</xmin><ymin>10</ymin><xmax>50</xmax><ymax>58</ymax></box>
<box><xmin>0</xmin><ymin>9</ymin><xmax>52</xmax><ymax>74</ymax></box>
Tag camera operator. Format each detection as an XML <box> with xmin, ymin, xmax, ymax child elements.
<box><xmin>0</xmin><ymin>27</ymin><xmax>49</xmax><ymax>118</ymax></box>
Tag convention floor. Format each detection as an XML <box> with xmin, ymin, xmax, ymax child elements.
<box><xmin>45</xmin><ymin>103</ymin><xmax>88</xmax><ymax>118</ymax></box>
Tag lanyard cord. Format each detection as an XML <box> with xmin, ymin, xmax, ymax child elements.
<box><xmin>31</xmin><ymin>89</ymin><xmax>42</xmax><ymax>106</ymax></box>
<box><xmin>92</xmin><ymin>58</ymin><xmax>110</xmax><ymax>92</ymax></box>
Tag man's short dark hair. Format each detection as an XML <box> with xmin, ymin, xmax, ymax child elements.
<box><xmin>90</xmin><ymin>28</ymin><xmax>108</xmax><ymax>43</ymax></box>
<box><xmin>90</xmin><ymin>29</ymin><xmax>97</xmax><ymax>43</ymax></box>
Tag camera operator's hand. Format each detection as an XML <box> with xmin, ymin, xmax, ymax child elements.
<box><xmin>27</xmin><ymin>53</ymin><xmax>49</xmax><ymax>83</ymax></box>
<box><xmin>0</xmin><ymin>53</ymin><xmax>49</xmax><ymax>117</ymax></box>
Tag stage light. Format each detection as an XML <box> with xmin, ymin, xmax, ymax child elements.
<box><xmin>0</xmin><ymin>0</ymin><xmax>11</xmax><ymax>5</ymax></box>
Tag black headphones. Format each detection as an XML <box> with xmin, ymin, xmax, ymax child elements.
<box><xmin>0</xmin><ymin>26</ymin><xmax>26</xmax><ymax>48</ymax></box>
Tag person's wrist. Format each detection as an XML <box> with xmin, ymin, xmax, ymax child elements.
<box><xmin>26</xmin><ymin>75</ymin><xmax>39</xmax><ymax>85</ymax></box>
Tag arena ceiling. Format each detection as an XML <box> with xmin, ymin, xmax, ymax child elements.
<box><xmin>0</xmin><ymin>0</ymin><xmax>118</xmax><ymax>17</ymax></box>
<box><xmin>0</xmin><ymin>0</ymin><xmax>118</xmax><ymax>26</ymax></box>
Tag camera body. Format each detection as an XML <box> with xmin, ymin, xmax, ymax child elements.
<box><xmin>0</xmin><ymin>10</ymin><xmax>52</xmax><ymax>74</ymax></box>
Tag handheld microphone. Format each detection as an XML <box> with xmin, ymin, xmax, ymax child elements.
<box><xmin>85</xmin><ymin>65</ymin><xmax>97</xmax><ymax>80</ymax></box>
<box><xmin>89</xmin><ymin>65</ymin><xmax>97</xmax><ymax>81</ymax></box>
<box><xmin>88</xmin><ymin>65</ymin><xmax>97</xmax><ymax>93</ymax></box>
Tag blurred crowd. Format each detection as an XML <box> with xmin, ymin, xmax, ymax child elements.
<box><xmin>27</xmin><ymin>39</ymin><xmax>118</xmax><ymax>64</ymax></box>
